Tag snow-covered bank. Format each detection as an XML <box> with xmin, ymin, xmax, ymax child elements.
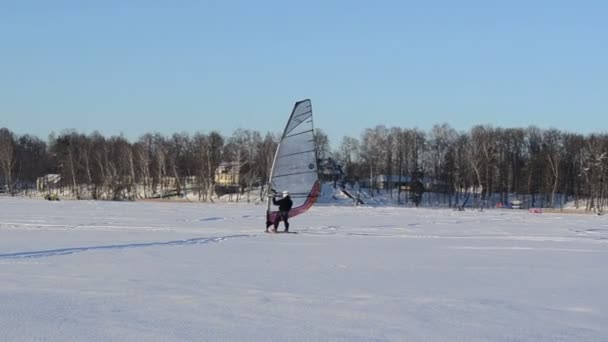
<box><xmin>1</xmin><ymin>197</ymin><xmax>607</xmax><ymax>341</ymax></box>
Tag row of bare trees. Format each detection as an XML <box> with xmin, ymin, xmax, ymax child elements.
<box><xmin>0</xmin><ymin>127</ymin><xmax>285</xmax><ymax>202</ymax></box>
<box><xmin>335</xmin><ymin>124</ymin><xmax>608</xmax><ymax>211</ymax></box>
<box><xmin>2</xmin><ymin>124</ymin><xmax>608</xmax><ymax>211</ymax></box>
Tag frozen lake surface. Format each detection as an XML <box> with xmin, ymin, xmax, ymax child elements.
<box><xmin>1</xmin><ymin>197</ymin><xmax>607</xmax><ymax>341</ymax></box>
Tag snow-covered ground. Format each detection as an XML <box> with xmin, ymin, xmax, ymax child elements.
<box><xmin>1</xmin><ymin>196</ymin><xmax>607</xmax><ymax>341</ymax></box>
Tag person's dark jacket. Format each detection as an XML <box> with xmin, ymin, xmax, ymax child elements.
<box><xmin>273</xmin><ymin>196</ymin><xmax>293</xmax><ymax>212</ymax></box>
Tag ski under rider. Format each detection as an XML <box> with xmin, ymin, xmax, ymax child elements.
<box><xmin>271</xmin><ymin>190</ymin><xmax>293</xmax><ymax>232</ymax></box>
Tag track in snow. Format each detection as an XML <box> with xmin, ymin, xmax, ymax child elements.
<box><xmin>0</xmin><ymin>234</ymin><xmax>252</xmax><ymax>260</ymax></box>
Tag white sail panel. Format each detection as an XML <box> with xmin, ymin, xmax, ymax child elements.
<box><xmin>266</xmin><ymin>99</ymin><xmax>320</xmax><ymax>227</ymax></box>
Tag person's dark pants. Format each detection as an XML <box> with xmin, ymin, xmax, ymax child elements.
<box><xmin>273</xmin><ymin>211</ymin><xmax>289</xmax><ymax>232</ymax></box>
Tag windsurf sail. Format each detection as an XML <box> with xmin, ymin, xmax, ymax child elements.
<box><xmin>266</xmin><ymin>99</ymin><xmax>321</xmax><ymax>228</ymax></box>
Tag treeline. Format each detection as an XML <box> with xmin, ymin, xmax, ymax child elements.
<box><xmin>336</xmin><ymin>124</ymin><xmax>608</xmax><ymax>212</ymax></box>
<box><xmin>0</xmin><ymin>128</ymin><xmax>281</xmax><ymax>201</ymax></box>
<box><xmin>1</xmin><ymin>125</ymin><xmax>607</xmax><ymax>211</ymax></box>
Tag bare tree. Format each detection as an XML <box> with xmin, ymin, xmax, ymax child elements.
<box><xmin>524</xmin><ymin>126</ymin><xmax>544</xmax><ymax>207</ymax></box>
<box><xmin>428</xmin><ymin>123</ymin><xmax>457</xmax><ymax>205</ymax></box>
<box><xmin>192</xmin><ymin>131</ymin><xmax>224</xmax><ymax>201</ymax></box>
<box><xmin>51</xmin><ymin>130</ymin><xmax>86</xmax><ymax>198</ymax></box>
<box><xmin>360</xmin><ymin>126</ymin><xmax>387</xmax><ymax>196</ymax></box>
<box><xmin>581</xmin><ymin>134</ymin><xmax>608</xmax><ymax>213</ymax></box>
<box><xmin>452</xmin><ymin>132</ymin><xmax>472</xmax><ymax>209</ymax></box>
<box><xmin>542</xmin><ymin>129</ymin><xmax>563</xmax><ymax>208</ymax></box>
<box><xmin>314</xmin><ymin>128</ymin><xmax>331</xmax><ymax>161</ymax></box>
<box><xmin>466</xmin><ymin>127</ymin><xmax>486</xmax><ymax>208</ymax></box>
<box><xmin>14</xmin><ymin>134</ymin><xmax>49</xmax><ymax>194</ymax></box>
<box><xmin>257</xmin><ymin>132</ymin><xmax>278</xmax><ymax>199</ymax></box>
<box><xmin>166</xmin><ymin>133</ymin><xmax>190</xmax><ymax>197</ymax></box>
<box><xmin>0</xmin><ymin>128</ymin><xmax>17</xmax><ymax>194</ymax></box>
<box><xmin>151</xmin><ymin>134</ymin><xmax>168</xmax><ymax>198</ymax></box>
<box><xmin>335</xmin><ymin>136</ymin><xmax>360</xmax><ymax>181</ymax></box>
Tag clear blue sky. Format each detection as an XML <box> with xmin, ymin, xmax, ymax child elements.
<box><xmin>1</xmin><ymin>0</ymin><xmax>606</xmax><ymax>145</ymax></box>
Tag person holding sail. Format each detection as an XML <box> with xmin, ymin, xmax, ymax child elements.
<box><xmin>271</xmin><ymin>190</ymin><xmax>293</xmax><ymax>232</ymax></box>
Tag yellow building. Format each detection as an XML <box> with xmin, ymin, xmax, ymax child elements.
<box><xmin>215</xmin><ymin>162</ymin><xmax>241</xmax><ymax>186</ymax></box>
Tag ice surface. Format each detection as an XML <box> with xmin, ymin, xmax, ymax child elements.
<box><xmin>1</xmin><ymin>197</ymin><xmax>607</xmax><ymax>341</ymax></box>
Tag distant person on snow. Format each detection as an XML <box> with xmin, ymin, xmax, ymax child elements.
<box><xmin>272</xmin><ymin>190</ymin><xmax>293</xmax><ymax>232</ymax></box>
